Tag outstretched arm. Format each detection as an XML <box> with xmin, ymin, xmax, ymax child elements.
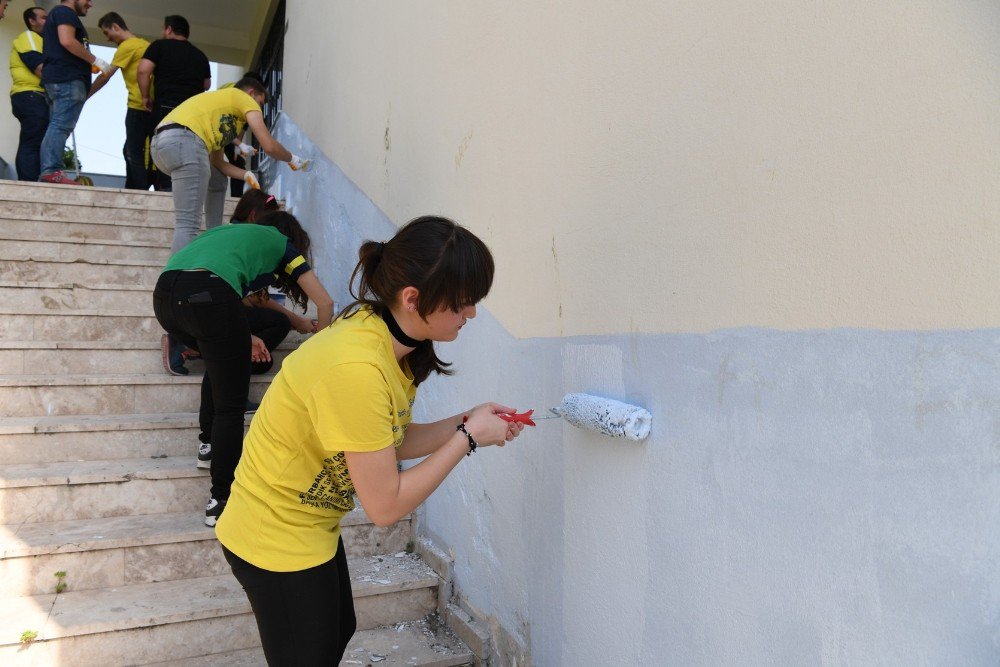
<box><xmin>87</xmin><ymin>65</ymin><xmax>119</xmax><ymax>98</ymax></box>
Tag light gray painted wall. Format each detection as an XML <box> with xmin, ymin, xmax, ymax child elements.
<box><xmin>265</xmin><ymin>115</ymin><xmax>1000</xmax><ymax>666</ymax></box>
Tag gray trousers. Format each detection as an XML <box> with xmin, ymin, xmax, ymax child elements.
<box><xmin>151</xmin><ymin>127</ymin><xmax>229</xmax><ymax>254</ymax></box>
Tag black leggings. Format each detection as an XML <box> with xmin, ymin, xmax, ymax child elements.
<box><xmin>223</xmin><ymin>539</ymin><xmax>356</xmax><ymax>666</ymax></box>
<box><xmin>153</xmin><ymin>270</ymin><xmax>250</xmax><ymax>502</ymax></box>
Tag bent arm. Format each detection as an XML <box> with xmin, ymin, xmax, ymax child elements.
<box><xmin>208</xmin><ymin>149</ymin><xmax>245</xmax><ymax>180</ymax></box>
<box><xmin>295</xmin><ymin>270</ymin><xmax>333</xmax><ymax>329</ymax></box>
<box><xmin>259</xmin><ymin>297</ymin><xmax>315</xmax><ymax>334</ymax></box>
<box><xmin>57</xmin><ymin>24</ymin><xmax>94</xmax><ymax>64</ymax></box>
<box><xmin>345</xmin><ymin>434</ymin><xmax>471</xmax><ymax>526</ymax></box>
<box><xmin>245</xmin><ymin>111</ymin><xmax>292</xmax><ymax>162</ymax></box>
<box><xmin>137</xmin><ymin>59</ymin><xmax>154</xmax><ymax>108</ymax></box>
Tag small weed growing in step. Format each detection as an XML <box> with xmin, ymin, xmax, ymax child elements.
<box><xmin>54</xmin><ymin>571</ymin><xmax>67</xmax><ymax>594</ymax></box>
<box><xmin>405</xmin><ymin>540</ymin><xmax>415</xmax><ymax>554</ymax></box>
<box><xmin>20</xmin><ymin>630</ymin><xmax>38</xmax><ymax>645</ymax></box>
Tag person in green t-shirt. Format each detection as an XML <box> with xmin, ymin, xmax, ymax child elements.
<box><xmin>152</xmin><ymin>211</ymin><xmax>334</xmax><ymax>527</ymax></box>
<box><xmin>215</xmin><ymin>216</ymin><xmax>524</xmax><ymax>664</ymax></box>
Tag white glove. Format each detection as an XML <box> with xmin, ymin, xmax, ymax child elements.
<box><xmin>243</xmin><ymin>171</ymin><xmax>260</xmax><ymax>190</ymax></box>
<box><xmin>92</xmin><ymin>57</ymin><xmax>112</xmax><ymax>75</ymax></box>
<box><xmin>237</xmin><ymin>142</ymin><xmax>257</xmax><ymax>158</ymax></box>
<box><xmin>288</xmin><ymin>154</ymin><xmax>311</xmax><ymax>172</ymax></box>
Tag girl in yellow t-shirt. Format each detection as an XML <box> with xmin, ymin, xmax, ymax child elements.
<box><xmin>216</xmin><ymin>216</ymin><xmax>524</xmax><ymax>665</ymax></box>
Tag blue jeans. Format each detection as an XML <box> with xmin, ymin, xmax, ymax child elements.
<box><xmin>150</xmin><ymin>128</ymin><xmax>228</xmax><ymax>253</ymax></box>
<box><xmin>10</xmin><ymin>91</ymin><xmax>50</xmax><ymax>182</ymax></box>
<box><xmin>39</xmin><ymin>79</ymin><xmax>87</xmax><ymax>177</ymax></box>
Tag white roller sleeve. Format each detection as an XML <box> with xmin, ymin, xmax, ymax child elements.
<box><xmin>556</xmin><ymin>392</ymin><xmax>652</xmax><ymax>441</ymax></box>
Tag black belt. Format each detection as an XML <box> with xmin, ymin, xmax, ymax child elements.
<box><xmin>155</xmin><ymin>123</ymin><xmax>188</xmax><ymax>136</ymax></box>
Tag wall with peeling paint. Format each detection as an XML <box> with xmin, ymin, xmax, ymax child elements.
<box><xmin>269</xmin><ymin>1</ymin><xmax>1000</xmax><ymax>664</ymax></box>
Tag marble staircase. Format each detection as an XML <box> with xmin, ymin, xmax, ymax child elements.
<box><xmin>0</xmin><ymin>181</ymin><xmax>473</xmax><ymax>666</ymax></box>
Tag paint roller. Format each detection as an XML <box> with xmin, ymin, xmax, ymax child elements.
<box><xmin>500</xmin><ymin>392</ymin><xmax>652</xmax><ymax>442</ymax></box>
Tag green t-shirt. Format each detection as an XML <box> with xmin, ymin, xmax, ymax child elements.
<box><xmin>162</xmin><ymin>224</ymin><xmax>310</xmax><ymax>297</ymax></box>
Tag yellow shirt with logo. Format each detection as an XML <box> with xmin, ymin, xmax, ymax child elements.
<box><xmin>160</xmin><ymin>87</ymin><xmax>260</xmax><ymax>152</ymax></box>
<box><xmin>216</xmin><ymin>309</ymin><xmax>416</xmax><ymax>572</ymax></box>
<box><xmin>111</xmin><ymin>36</ymin><xmax>150</xmax><ymax>111</ymax></box>
<box><xmin>9</xmin><ymin>30</ymin><xmax>43</xmax><ymax>95</ymax></box>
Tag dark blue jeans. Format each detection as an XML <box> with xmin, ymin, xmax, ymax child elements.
<box><xmin>152</xmin><ymin>270</ymin><xmax>251</xmax><ymax>502</ymax></box>
<box><xmin>39</xmin><ymin>79</ymin><xmax>87</xmax><ymax>177</ymax></box>
<box><xmin>123</xmin><ymin>108</ymin><xmax>151</xmax><ymax>190</ymax></box>
<box><xmin>11</xmin><ymin>91</ymin><xmax>50</xmax><ymax>182</ymax></box>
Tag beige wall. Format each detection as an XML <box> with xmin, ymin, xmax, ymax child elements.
<box><xmin>283</xmin><ymin>1</ymin><xmax>1000</xmax><ymax>338</ymax></box>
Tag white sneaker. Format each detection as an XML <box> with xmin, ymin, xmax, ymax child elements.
<box><xmin>205</xmin><ymin>498</ymin><xmax>225</xmax><ymax>527</ymax></box>
<box><xmin>197</xmin><ymin>442</ymin><xmax>211</xmax><ymax>469</ymax></box>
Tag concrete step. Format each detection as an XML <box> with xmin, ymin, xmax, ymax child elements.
<box><xmin>0</xmin><ymin>179</ymin><xmax>239</xmax><ymax>214</ymax></box>
<box><xmin>0</xmin><ymin>281</ymin><xmax>152</xmax><ymax>313</ymax></box>
<box><xmin>0</xmin><ymin>373</ymin><xmax>275</xmax><ymax>417</ymax></box>
<box><xmin>0</xmin><ymin>555</ymin><xmax>440</xmax><ymax>665</ymax></box>
<box><xmin>157</xmin><ymin>616</ymin><xmax>473</xmax><ymax>666</ymax></box>
<box><xmin>0</xmin><ymin>258</ymin><xmax>161</xmax><ymax>287</ymax></box>
<box><xmin>0</xmin><ymin>339</ymin><xmax>296</xmax><ymax>376</ymax></box>
<box><xmin>0</xmin><ymin>308</ymin><xmax>163</xmax><ymax>342</ymax></box>
<box><xmin>0</xmin><ymin>455</ymin><xmax>208</xmax><ymax>523</ymax></box>
<box><xmin>0</xmin><ymin>508</ymin><xmax>413</xmax><ymax>596</ymax></box>
<box><xmin>0</xmin><ymin>216</ymin><xmax>173</xmax><ymax>246</ymax></box>
<box><xmin>0</xmin><ymin>236</ymin><xmax>171</xmax><ymax>264</ymax></box>
<box><xmin>0</xmin><ymin>412</ymin><xmax>202</xmax><ymax>465</ymax></box>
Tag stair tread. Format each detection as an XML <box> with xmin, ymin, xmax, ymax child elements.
<box><xmin>0</xmin><ymin>455</ymin><xmax>207</xmax><ymax>489</ymax></box>
<box><xmin>0</xmin><ymin>412</ymin><xmax>200</xmax><ymax>434</ymax></box>
<box><xmin>154</xmin><ymin>618</ymin><xmax>473</xmax><ymax>667</ymax></box>
<box><xmin>0</xmin><ymin>507</ymin><xmax>384</xmax><ymax>558</ymax></box>
<box><xmin>0</xmin><ymin>340</ymin><xmax>299</xmax><ymax>351</ymax></box>
<box><xmin>0</xmin><ymin>554</ymin><xmax>438</xmax><ymax>644</ymax></box>
<box><xmin>0</xmin><ymin>232</ymin><xmax>169</xmax><ymax>248</ymax></box>
<box><xmin>0</xmin><ymin>373</ymin><xmax>276</xmax><ymax>386</ymax></box>
<box><xmin>5</xmin><ymin>256</ymin><xmax>164</xmax><ymax>268</ymax></box>
<box><xmin>0</xmin><ymin>279</ymin><xmax>153</xmax><ymax>291</ymax></box>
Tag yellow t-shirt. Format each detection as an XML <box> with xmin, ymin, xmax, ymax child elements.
<box><xmin>9</xmin><ymin>30</ymin><xmax>43</xmax><ymax>95</ymax></box>
<box><xmin>112</xmin><ymin>36</ymin><xmax>150</xmax><ymax>111</ymax></box>
<box><xmin>216</xmin><ymin>309</ymin><xmax>417</xmax><ymax>572</ymax></box>
<box><xmin>160</xmin><ymin>87</ymin><xmax>261</xmax><ymax>152</ymax></box>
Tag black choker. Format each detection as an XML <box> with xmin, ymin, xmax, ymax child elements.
<box><xmin>382</xmin><ymin>308</ymin><xmax>424</xmax><ymax>348</ymax></box>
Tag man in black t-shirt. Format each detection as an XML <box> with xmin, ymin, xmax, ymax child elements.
<box><xmin>137</xmin><ymin>15</ymin><xmax>210</xmax><ymax>190</ymax></box>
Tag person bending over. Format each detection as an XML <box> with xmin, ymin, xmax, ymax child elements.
<box><xmin>150</xmin><ymin>76</ymin><xmax>310</xmax><ymax>255</ymax></box>
<box><xmin>152</xmin><ymin>211</ymin><xmax>334</xmax><ymax>526</ymax></box>
<box><xmin>215</xmin><ymin>216</ymin><xmax>524</xmax><ymax>664</ymax></box>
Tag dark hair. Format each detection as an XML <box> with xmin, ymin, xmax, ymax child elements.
<box><xmin>254</xmin><ymin>211</ymin><xmax>312</xmax><ymax>311</ymax></box>
<box><xmin>23</xmin><ymin>7</ymin><xmax>44</xmax><ymax>29</ymax></box>
<box><xmin>231</xmin><ymin>189</ymin><xmax>279</xmax><ymax>223</ymax></box>
<box><xmin>242</xmin><ymin>71</ymin><xmax>265</xmax><ymax>86</ymax></box>
<box><xmin>163</xmin><ymin>15</ymin><xmax>190</xmax><ymax>38</ymax></box>
<box><xmin>97</xmin><ymin>12</ymin><xmax>127</xmax><ymax>31</ymax></box>
<box><xmin>235</xmin><ymin>76</ymin><xmax>267</xmax><ymax>101</ymax></box>
<box><xmin>344</xmin><ymin>216</ymin><xmax>495</xmax><ymax>385</ymax></box>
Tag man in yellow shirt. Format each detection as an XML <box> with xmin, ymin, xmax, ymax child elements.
<box><xmin>151</xmin><ymin>77</ymin><xmax>311</xmax><ymax>254</ymax></box>
<box><xmin>88</xmin><ymin>12</ymin><xmax>151</xmax><ymax>190</ymax></box>
<box><xmin>8</xmin><ymin>6</ymin><xmax>48</xmax><ymax>181</ymax></box>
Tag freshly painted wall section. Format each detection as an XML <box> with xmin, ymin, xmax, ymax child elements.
<box><xmin>266</xmin><ymin>115</ymin><xmax>1000</xmax><ymax>665</ymax></box>
<box><xmin>282</xmin><ymin>0</ymin><xmax>1000</xmax><ymax>338</ymax></box>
